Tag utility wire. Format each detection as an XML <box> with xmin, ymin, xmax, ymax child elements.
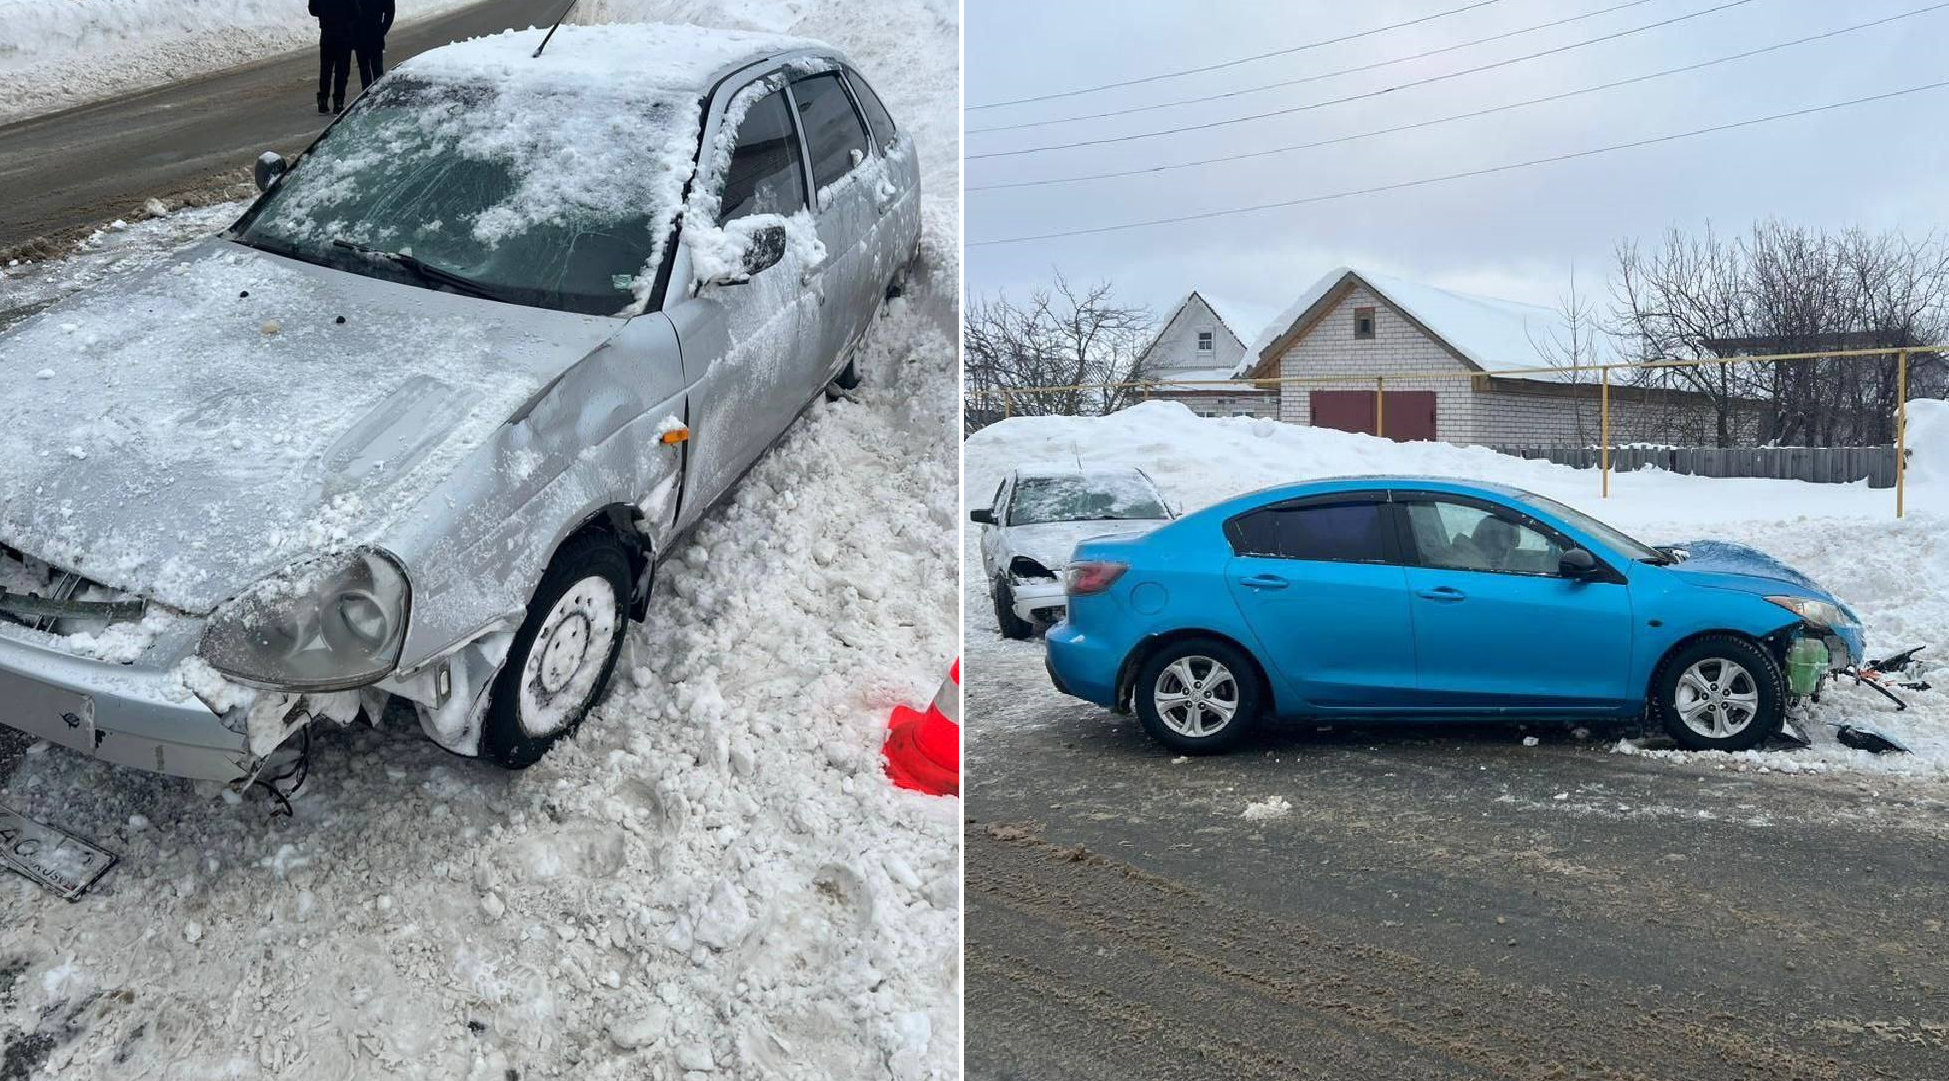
<box><xmin>969</xmin><ymin>80</ymin><xmax>1949</xmax><ymax>247</ymax></box>
<box><xmin>968</xmin><ymin>0</ymin><xmax>1758</xmax><ymax>161</ymax></box>
<box><xmin>968</xmin><ymin>0</ymin><xmax>1507</xmax><ymax>112</ymax></box>
<box><xmin>970</xmin><ymin>1</ymin><xmax>1949</xmax><ymax>192</ymax></box>
<box><xmin>970</xmin><ymin>0</ymin><xmax>1660</xmax><ymax>135</ymax></box>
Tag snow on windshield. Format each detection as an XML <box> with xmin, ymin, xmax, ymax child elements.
<box><xmin>237</xmin><ymin>24</ymin><xmax>812</xmax><ymax>314</ymax></box>
<box><xmin>1009</xmin><ymin>472</ymin><xmax>1169</xmax><ymax>526</ymax></box>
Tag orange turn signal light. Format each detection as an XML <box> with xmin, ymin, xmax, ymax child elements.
<box><xmin>659</xmin><ymin>426</ymin><xmax>689</xmax><ymax>445</ymax></box>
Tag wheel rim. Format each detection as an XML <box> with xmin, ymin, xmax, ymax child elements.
<box><xmin>1153</xmin><ymin>655</ymin><xmax>1239</xmax><ymax>738</ymax></box>
<box><xmin>518</xmin><ymin>575</ymin><xmax>621</xmax><ymax>738</ymax></box>
<box><xmin>1673</xmin><ymin>657</ymin><xmax>1760</xmax><ymax>739</ymax></box>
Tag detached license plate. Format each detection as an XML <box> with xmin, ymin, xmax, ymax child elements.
<box><xmin>0</xmin><ymin>802</ymin><xmax>118</xmax><ymax>900</ymax></box>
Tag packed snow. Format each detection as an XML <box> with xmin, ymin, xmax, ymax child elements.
<box><xmin>966</xmin><ymin>398</ymin><xmax>1949</xmax><ymax>782</ymax></box>
<box><xmin>0</xmin><ymin>0</ymin><xmax>477</xmax><ymax>125</ymax></box>
<box><xmin>0</xmin><ymin>0</ymin><xmax>961</xmax><ymax>1078</ymax></box>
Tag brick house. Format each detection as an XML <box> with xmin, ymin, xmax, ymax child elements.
<box><xmin>1135</xmin><ymin>291</ymin><xmax>1276</xmax><ymax>419</ymax></box>
<box><xmin>1238</xmin><ymin>267</ymin><xmax>1722</xmax><ymax>444</ymax></box>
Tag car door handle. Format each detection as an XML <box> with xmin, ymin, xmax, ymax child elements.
<box><xmin>1238</xmin><ymin>574</ymin><xmax>1289</xmax><ymax>591</ymax></box>
<box><xmin>1416</xmin><ymin>586</ymin><xmax>1466</xmax><ymax>602</ymax></box>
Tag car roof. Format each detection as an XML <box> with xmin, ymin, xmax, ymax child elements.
<box><xmin>1012</xmin><ymin>462</ymin><xmax>1155</xmax><ymax>482</ymax></box>
<box><xmin>399</xmin><ymin>23</ymin><xmax>834</xmax><ymax>99</ymax></box>
<box><xmin>1248</xmin><ymin>475</ymin><xmax>1538</xmax><ymax>501</ymax></box>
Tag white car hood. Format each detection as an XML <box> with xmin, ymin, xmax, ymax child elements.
<box><xmin>0</xmin><ymin>240</ymin><xmax>623</xmax><ymax>613</ymax></box>
<box><xmin>1002</xmin><ymin>518</ymin><xmax>1169</xmax><ymax>573</ymax></box>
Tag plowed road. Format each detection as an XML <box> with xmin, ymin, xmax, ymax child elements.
<box><xmin>965</xmin><ymin>658</ymin><xmax>1949</xmax><ymax>1080</ymax></box>
<box><xmin>0</xmin><ymin>0</ymin><xmax>561</xmax><ymax>250</ymax></box>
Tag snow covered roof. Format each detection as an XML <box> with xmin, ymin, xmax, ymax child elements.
<box><xmin>1015</xmin><ymin>461</ymin><xmax>1153</xmax><ymax>480</ymax></box>
<box><xmin>398</xmin><ymin>22</ymin><xmax>822</xmax><ymax>95</ymax></box>
<box><xmin>1239</xmin><ymin>268</ymin><xmax>1616</xmax><ymax>386</ymax></box>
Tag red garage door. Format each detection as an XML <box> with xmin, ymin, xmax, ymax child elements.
<box><xmin>1309</xmin><ymin>390</ymin><xmax>1438</xmax><ymax>441</ymax></box>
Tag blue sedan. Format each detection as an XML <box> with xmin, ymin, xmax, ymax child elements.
<box><xmin>1044</xmin><ymin>477</ymin><xmax>1863</xmax><ymax>754</ymax></box>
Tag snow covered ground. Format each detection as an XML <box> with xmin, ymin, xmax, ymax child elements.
<box><xmin>965</xmin><ymin>399</ymin><xmax>1949</xmax><ymax>783</ymax></box>
<box><xmin>0</xmin><ymin>0</ymin><xmax>482</xmax><ymax>126</ymax></box>
<box><xmin>0</xmin><ymin>0</ymin><xmax>960</xmax><ymax>1078</ymax></box>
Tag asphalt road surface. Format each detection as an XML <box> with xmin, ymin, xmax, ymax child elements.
<box><xmin>0</xmin><ymin>0</ymin><xmax>563</xmax><ymax>251</ymax></box>
<box><xmin>965</xmin><ymin>669</ymin><xmax>1949</xmax><ymax>1080</ymax></box>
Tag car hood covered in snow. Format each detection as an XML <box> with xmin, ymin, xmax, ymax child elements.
<box><xmin>0</xmin><ymin>240</ymin><xmax>624</xmax><ymax>613</ymax></box>
<box><xmin>1003</xmin><ymin>518</ymin><xmax>1169</xmax><ymax>574</ymax></box>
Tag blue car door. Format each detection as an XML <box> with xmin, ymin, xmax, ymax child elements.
<box><xmin>1222</xmin><ymin>494</ymin><xmax>1420</xmax><ymax>708</ymax></box>
<box><xmin>1394</xmin><ymin>496</ymin><xmax>1635</xmax><ymax>708</ymax></box>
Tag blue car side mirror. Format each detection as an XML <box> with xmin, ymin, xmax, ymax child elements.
<box><xmin>1559</xmin><ymin>548</ymin><xmax>1598</xmax><ymax>578</ymax></box>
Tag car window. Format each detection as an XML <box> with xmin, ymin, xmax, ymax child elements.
<box><xmin>846</xmin><ymin>68</ymin><xmax>897</xmax><ymax>150</ymax></box>
<box><xmin>720</xmin><ymin>88</ymin><xmax>808</xmax><ymax>222</ymax></box>
<box><xmin>990</xmin><ymin>480</ymin><xmax>1007</xmax><ymax>514</ymax></box>
<box><xmin>1227</xmin><ymin>502</ymin><xmax>1391</xmax><ymax>564</ymax></box>
<box><xmin>1006</xmin><ymin>474</ymin><xmax>1170</xmax><ymax>526</ymax></box>
<box><xmin>791</xmin><ymin>73</ymin><xmax>871</xmax><ymax>194</ymax></box>
<box><xmin>1406</xmin><ymin>500</ymin><xmax>1568</xmax><ymax>576</ymax></box>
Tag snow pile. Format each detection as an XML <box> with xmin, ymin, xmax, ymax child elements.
<box><xmin>0</xmin><ymin>0</ymin><xmax>475</xmax><ymax>125</ymax></box>
<box><xmin>967</xmin><ymin>400</ymin><xmax>1949</xmax><ymax>781</ymax></box>
<box><xmin>0</xmin><ymin>0</ymin><xmax>960</xmax><ymax>1076</ymax></box>
<box><xmin>1240</xmin><ymin>795</ymin><xmax>1293</xmax><ymax>820</ymax></box>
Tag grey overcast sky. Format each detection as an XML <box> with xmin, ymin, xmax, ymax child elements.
<box><xmin>963</xmin><ymin>0</ymin><xmax>1949</xmax><ymax>344</ymax></box>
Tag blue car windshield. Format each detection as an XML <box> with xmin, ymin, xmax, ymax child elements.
<box><xmin>1521</xmin><ymin>492</ymin><xmax>1667</xmax><ymax>563</ymax></box>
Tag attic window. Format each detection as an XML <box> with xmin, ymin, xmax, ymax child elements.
<box><xmin>1196</xmin><ymin>330</ymin><xmax>1214</xmax><ymax>353</ymax></box>
<box><xmin>1353</xmin><ymin>306</ymin><xmax>1376</xmax><ymax>340</ymax></box>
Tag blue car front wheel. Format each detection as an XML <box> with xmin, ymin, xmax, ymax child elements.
<box><xmin>1134</xmin><ymin>638</ymin><xmax>1263</xmax><ymax>754</ymax></box>
<box><xmin>1652</xmin><ymin>635</ymin><xmax>1786</xmax><ymax>752</ymax></box>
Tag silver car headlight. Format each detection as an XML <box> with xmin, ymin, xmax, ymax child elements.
<box><xmin>199</xmin><ymin>549</ymin><xmax>411</xmax><ymax>691</ymax></box>
<box><xmin>1765</xmin><ymin>595</ymin><xmax>1847</xmax><ymax>631</ymax></box>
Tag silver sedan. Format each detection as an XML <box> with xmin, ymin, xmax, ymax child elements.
<box><xmin>0</xmin><ymin>23</ymin><xmax>920</xmax><ymax>781</ymax></box>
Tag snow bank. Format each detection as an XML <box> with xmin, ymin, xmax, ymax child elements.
<box><xmin>968</xmin><ymin>400</ymin><xmax>1949</xmax><ymax>781</ymax></box>
<box><xmin>0</xmin><ymin>0</ymin><xmax>476</xmax><ymax>125</ymax></box>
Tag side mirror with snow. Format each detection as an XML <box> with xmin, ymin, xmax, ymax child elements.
<box><xmin>707</xmin><ymin>224</ymin><xmax>788</xmax><ymax>286</ymax></box>
<box><xmin>254</xmin><ymin>151</ymin><xmax>289</xmax><ymax>193</ymax></box>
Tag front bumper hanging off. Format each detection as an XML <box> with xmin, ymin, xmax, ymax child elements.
<box><xmin>0</xmin><ymin>629</ymin><xmax>257</xmax><ymax>782</ymax></box>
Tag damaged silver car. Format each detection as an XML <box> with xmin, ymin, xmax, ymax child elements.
<box><xmin>0</xmin><ymin>23</ymin><xmax>920</xmax><ymax>782</ymax></box>
<box><xmin>972</xmin><ymin>465</ymin><xmax>1173</xmax><ymax>638</ymax></box>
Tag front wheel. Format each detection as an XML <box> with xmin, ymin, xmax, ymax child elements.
<box><xmin>1651</xmin><ymin>635</ymin><xmax>1785</xmax><ymax>751</ymax></box>
<box><xmin>479</xmin><ymin>534</ymin><xmax>632</xmax><ymax>769</ymax></box>
<box><xmin>992</xmin><ymin>579</ymin><xmax>1035</xmax><ymax>640</ymax></box>
<box><xmin>1133</xmin><ymin>638</ymin><xmax>1263</xmax><ymax>754</ymax></box>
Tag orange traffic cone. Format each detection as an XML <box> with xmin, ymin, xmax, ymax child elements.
<box><xmin>883</xmin><ymin>659</ymin><xmax>960</xmax><ymax>796</ymax></box>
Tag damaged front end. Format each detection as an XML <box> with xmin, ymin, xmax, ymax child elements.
<box><xmin>1006</xmin><ymin>555</ymin><xmax>1066</xmax><ymax>625</ymax></box>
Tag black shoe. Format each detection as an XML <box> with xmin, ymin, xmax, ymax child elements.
<box><xmin>333</xmin><ymin>100</ymin><xmax>345</xmax><ymax>114</ymax></box>
<box><xmin>317</xmin><ymin>94</ymin><xmax>330</xmax><ymax>114</ymax></box>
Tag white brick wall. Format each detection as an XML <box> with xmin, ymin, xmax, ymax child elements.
<box><xmin>1272</xmin><ymin>283</ymin><xmax>1474</xmax><ymax>436</ymax></box>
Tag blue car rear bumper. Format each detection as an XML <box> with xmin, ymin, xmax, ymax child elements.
<box><xmin>1044</xmin><ymin>623</ymin><xmax>1121</xmax><ymax>708</ymax></box>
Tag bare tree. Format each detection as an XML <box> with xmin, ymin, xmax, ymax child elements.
<box><xmin>1529</xmin><ymin>266</ymin><xmax>1604</xmax><ymax>445</ymax></box>
<box><xmin>963</xmin><ymin>274</ymin><xmax>1153</xmax><ymax>433</ymax></box>
<box><xmin>1610</xmin><ymin>221</ymin><xmax>1949</xmax><ymax>447</ymax></box>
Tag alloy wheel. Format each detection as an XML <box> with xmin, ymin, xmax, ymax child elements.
<box><xmin>1673</xmin><ymin>657</ymin><xmax>1760</xmax><ymax>739</ymax></box>
<box><xmin>1153</xmin><ymin>655</ymin><xmax>1239</xmax><ymax>738</ymax></box>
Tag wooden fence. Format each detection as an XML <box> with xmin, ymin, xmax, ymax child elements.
<box><xmin>1484</xmin><ymin>444</ymin><xmax>1905</xmax><ymax>488</ymax></box>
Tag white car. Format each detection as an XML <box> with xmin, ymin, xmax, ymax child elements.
<box><xmin>970</xmin><ymin>464</ymin><xmax>1174</xmax><ymax>638</ymax></box>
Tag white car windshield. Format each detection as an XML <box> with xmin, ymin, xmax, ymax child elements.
<box><xmin>231</xmin><ymin>76</ymin><xmax>691</xmax><ymax>315</ymax></box>
<box><xmin>1009</xmin><ymin>475</ymin><xmax>1169</xmax><ymax>526</ymax></box>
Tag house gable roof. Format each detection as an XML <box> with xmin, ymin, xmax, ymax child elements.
<box><xmin>1238</xmin><ymin>268</ymin><xmax>1614</xmax><ymax>386</ymax></box>
<box><xmin>1137</xmin><ymin>290</ymin><xmax>1247</xmax><ymax>372</ymax></box>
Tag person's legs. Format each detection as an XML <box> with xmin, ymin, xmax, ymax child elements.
<box><xmin>355</xmin><ymin>36</ymin><xmax>385</xmax><ymax>87</ymax></box>
<box><xmin>329</xmin><ymin>36</ymin><xmax>351</xmax><ymax>111</ymax></box>
<box><xmin>316</xmin><ymin>36</ymin><xmax>334</xmax><ymax>112</ymax></box>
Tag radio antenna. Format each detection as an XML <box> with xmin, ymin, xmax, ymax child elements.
<box><xmin>532</xmin><ymin>0</ymin><xmax>580</xmax><ymax>58</ymax></box>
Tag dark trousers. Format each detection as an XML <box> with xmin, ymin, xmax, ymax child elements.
<box><xmin>355</xmin><ymin>37</ymin><xmax>385</xmax><ymax>89</ymax></box>
<box><xmin>318</xmin><ymin>31</ymin><xmax>352</xmax><ymax>106</ymax></box>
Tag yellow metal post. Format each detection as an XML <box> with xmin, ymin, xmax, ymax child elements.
<box><xmin>1897</xmin><ymin>349</ymin><xmax>1908</xmax><ymax>519</ymax></box>
<box><xmin>1374</xmin><ymin>376</ymin><xmax>1385</xmax><ymax>439</ymax></box>
<box><xmin>1600</xmin><ymin>366</ymin><xmax>1611</xmax><ymax>499</ymax></box>
<box><xmin>1003</xmin><ymin>389</ymin><xmax>1013</xmax><ymax>419</ymax></box>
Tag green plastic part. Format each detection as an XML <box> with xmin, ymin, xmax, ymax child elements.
<box><xmin>1786</xmin><ymin>636</ymin><xmax>1829</xmax><ymax>697</ymax></box>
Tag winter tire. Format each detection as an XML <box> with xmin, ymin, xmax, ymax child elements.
<box><xmin>1651</xmin><ymin>634</ymin><xmax>1785</xmax><ymax>752</ymax></box>
<box><xmin>992</xmin><ymin>579</ymin><xmax>1035</xmax><ymax>640</ymax></box>
<box><xmin>480</xmin><ymin>533</ymin><xmax>632</xmax><ymax>769</ymax></box>
<box><xmin>1134</xmin><ymin>637</ymin><xmax>1262</xmax><ymax>755</ymax></box>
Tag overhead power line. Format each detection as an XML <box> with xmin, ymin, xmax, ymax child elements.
<box><xmin>968</xmin><ymin>0</ymin><xmax>1758</xmax><ymax>161</ymax></box>
<box><xmin>967</xmin><ymin>0</ymin><xmax>1507</xmax><ymax>111</ymax></box>
<box><xmin>969</xmin><ymin>1</ymin><xmax>1949</xmax><ymax>192</ymax></box>
<box><xmin>969</xmin><ymin>79</ymin><xmax>1949</xmax><ymax>248</ymax></box>
<box><xmin>969</xmin><ymin>0</ymin><xmax>1659</xmax><ymax>135</ymax></box>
